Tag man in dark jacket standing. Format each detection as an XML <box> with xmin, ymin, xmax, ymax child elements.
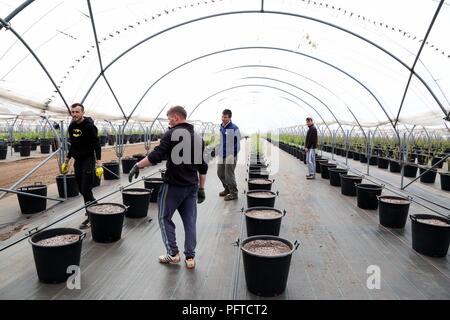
<box><xmin>62</xmin><ymin>103</ymin><xmax>101</xmax><ymax>228</ymax></box>
<box><xmin>305</xmin><ymin>117</ymin><xmax>318</xmax><ymax>180</ymax></box>
<box><xmin>217</xmin><ymin>109</ymin><xmax>240</xmax><ymax>201</ymax></box>
<box><xmin>128</xmin><ymin>106</ymin><xmax>208</xmax><ymax>269</ymax></box>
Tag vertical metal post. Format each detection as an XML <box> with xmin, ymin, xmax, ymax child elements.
<box><xmin>331</xmin><ymin>129</ymin><xmax>336</xmax><ymax>161</ymax></box>
<box><xmin>60</xmin><ymin>121</ymin><xmax>67</xmax><ymax>199</ymax></box>
<box><xmin>345</xmin><ymin>130</ymin><xmax>349</xmax><ymax>166</ymax></box>
<box><xmin>367</xmin><ymin>130</ymin><xmax>371</xmax><ymax>175</ymax></box>
<box><xmin>400</xmin><ymin>132</ymin><xmax>407</xmax><ymax>189</ymax></box>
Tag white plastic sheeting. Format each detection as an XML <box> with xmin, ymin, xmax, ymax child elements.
<box><xmin>0</xmin><ymin>0</ymin><xmax>449</xmax><ymax>132</ymax></box>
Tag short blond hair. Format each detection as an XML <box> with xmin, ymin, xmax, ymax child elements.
<box><xmin>167</xmin><ymin>106</ymin><xmax>187</xmax><ymax>119</ymax></box>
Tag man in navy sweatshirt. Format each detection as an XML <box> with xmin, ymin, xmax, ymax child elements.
<box><xmin>63</xmin><ymin>103</ymin><xmax>101</xmax><ymax>229</ymax></box>
<box><xmin>128</xmin><ymin>106</ymin><xmax>208</xmax><ymax>269</ymax></box>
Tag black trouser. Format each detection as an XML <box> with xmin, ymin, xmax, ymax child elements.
<box><xmin>74</xmin><ymin>156</ymin><xmax>96</xmax><ymax>216</ymax></box>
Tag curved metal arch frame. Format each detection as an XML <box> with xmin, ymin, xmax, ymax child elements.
<box><xmin>187</xmin><ymin>83</ymin><xmax>333</xmax><ymax>136</ymax></box>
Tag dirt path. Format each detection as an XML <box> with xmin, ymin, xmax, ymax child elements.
<box><xmin>0</xmin><ymin>142</ymin><xmax>158</xmax><ymax>196</ymax></box>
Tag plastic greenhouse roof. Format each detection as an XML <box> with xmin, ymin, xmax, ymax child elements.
<box><xmin>0</xmin><ymin>0</ymin><xmax>449</xmax><ymax>133</ymax></box>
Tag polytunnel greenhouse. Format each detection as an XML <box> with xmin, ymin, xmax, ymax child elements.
<box><xmin>0</xmin><ymin>0</ymin><xmax>449</xmax><ymax>303</ymax></box>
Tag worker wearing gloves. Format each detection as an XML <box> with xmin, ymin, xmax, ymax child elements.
<box><xmin>128</xmin><ymin>106</ymin><xmax>207</xmax><ymax>269</ymax></box>
<box><xmin>63</xmin><ymin>103</ymin><xmax>102</xmax><ymax>229</ymax></box>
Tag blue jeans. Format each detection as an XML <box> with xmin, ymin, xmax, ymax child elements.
<box><xmin>157</xmin><ymin>183</ymin><xmax>198</xmax><ymax>259</ymax></box>
<box><xmin>306</xmin><ymin>149</ymin><xmax>316</xmax><ymax>175</ymax></box>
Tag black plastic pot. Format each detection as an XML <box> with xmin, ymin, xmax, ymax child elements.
<box><xmin>122</xmin><ymin>188</ymin><xmax>151</xmax><ymax>218</ymax></box>
<box><xmin>121</xmin><ymin>157</ymin><xmax>137</xmax><ymax>174</ymax></box>
<box><xmin>102</xmin><ymin>161</ymin><xmax>120</xmax><ymax>180</ymax></box>
<box><xmin>144</xmin><ymin>177</ymin><xmax>164</xmax><ymax>202</ymax></box>
<box><xmin>360</xmin><ymin>154</ymin><xmax>368</xmax><ymax>163</ymax></box>
<box><xmin>320</xmin><ymin>163</ymin><xmax>337</xmax><ymax>179</ymax></box>
<box><xmin>419</xmin><ymin>167</ymin><xmax>437</xmax><ymax>183</ymax></box>
<box><xmin>17</xmin><ymin>184</ymin><xmax>47</xmax><ymax>214</ymax></box>
<box><xmin>389</xmin><ymin>160</ymin><xmax>401</xmax><ymax>173</ymax></box>
<box><xmin>56</xmin><ymin>175</ymin><xmax>79</xmax><ymax>197</ymax></box>
<box><xmin>241</xmin><ymin>235</ymin><xmax>298</xmax><ymax>297</ymax></box>
<box><xmin>87</xmin><ymin>203</ymin><xmax>127</xmax><ymax>243</ymax></box>
<box><xmin>403</xmin><ymin>164</ymin><xmax>418</xmax><ymax>178</ymax></box>
<box><xmin>440</xmin><ymin>172</ymin><xmax>450</xmax><ymax>191</ymax></box>
<box><xmin>355</xmin><ymin>184</ymin><xmax>383</xmax><ymax>210</ymax></box>
<box><xmin>249</xmin><ymin>163</ymin><xmax>268</xmax><ymax>171</ymax></box>
<box><xmin>20</xmin><ymin>145</ymin><xmax>31</xmax><ymax>157</ymax></box>
<box><xmin>0</xmin><ymin>147</ymin><xmax>6</xmax><ymax>160</ymax></box>
<box><xmin>340</xmin><ymin>175</ymin><xmax>363</xmax><ymax>196</ymax></box>
<box><xmin>248</xmin><ymin>170</ymin><xmax>270</xmax><ymax>179</ymax></box>
<box><xmin>352</xmin><ymin>152</ymin><xmax>361</xmax><ymax>161</ymax></box>
<box><xmin>40</xmin><ymin>144</ymin><xmax>50</xmax><ymax>154</ymax></box>
<box><xmin>410</xmin><ymin>214</ymin><xmax>450</xmax><ymax>257</ymax></box>
<box><xmin>244</xmin><ymin>207</ymin><xmax>286</xmax><ymax>236</ymax></box>
<box><xmin>99</xmin><ymin>135</ymin><xmax>107</xmax><ymax>146</ymax></box>
<box><xmin>29</xmin><ymin>228</ymin><xmax>85</xmax><ymax>284</ymax></box>
<box><xmin>432</xmin><ymin>157</ymin><xmax>444</xmax><ymax>169</ymax></box>
<box><xmin>246</xmin><ymin>190</ymin><xmax>277</xmax><ymax>208</ymax></box>
<box><xmin>377</xmin><ymin>157</ymin><xmax>389</xmax><ymax>169</ymax></box>
<box><xmin>328</xmin><ymin>168</ymin><xmax>348</xmax><ymax>186</ymax></box>
<box><xmin>247</xmin><ymin>178</ymin><xmax>274</xmax><ymax>191</ymax></box>
<box><xmin>316</xmin><ymin>159</ymin><xmax>328</xmax><ymax>174</ymax></box>
<box><xmin>369</xmin><ymin>156</ymin><xmax>378</xmax><ymax>165</ymax></box>
<box><xmin>378</xmin><ymin>196</ymin><xmax>411</xmax><ymax>228</ymax></box>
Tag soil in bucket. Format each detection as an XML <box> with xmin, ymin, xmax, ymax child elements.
<box><xmin>87</xmin><ymin>203</ymin><xmax>126</xmax><ymax>243</ymax></box>
<box><xmin>248</xmin><ymin>178</ymin><xmax>273</xmax><ymax>191</ymax></box>
<box><xmin>245</xmin><ymin>207</ymin><xmax>284</xmax><ymax>236</ymax></box>
<box><xmin>241</xmin><ymin>235</ymin><xmax>296</xmax><ymax>297</ymax></box>
<box><xmin>340</xmin><ymin>175</ymin><xmax>363</xmax><ymax>196</ymax></box>
<box><xmin>122</xmin><ymin>188</ymin><xmax>151</xmax><ymax>218</ymax></box>
<box><xmin>144</xmin><ymin>177</ymin><xmax>164</xmax><ymax>202</ymax></box>
<box><xmin>378</xmin><ymin>196</ymin><xmax>411</xmax><ymax>228</ymax></box>
<box><xmin>410</xmin><ymin>214</ymin><xmax>450</xmax><ymax>257</ymax></box>
<box><xmin>355</xmin><ymin>184</ymin><xmax>383</xmax><ymax>210</ymax></box>
<box><xmin>246</xmin><ymin>191</ymin><xmax>277</xmax><ymax>208</ymax></box>
<box><xmin>29</xmin><ymin>228</ymin><xmax>84</xmax><ymax>283</ymax></box>
<box><xmin>56</xmin><ymin>174</ymin><xmax>79</xmax><ymax>198</ymax></box>
<box><xmin>17</xmin><ymin>184</ymin><xmax>47</xmax><ymax>214</ymax></box>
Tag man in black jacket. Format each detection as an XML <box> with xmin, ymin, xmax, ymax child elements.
<box><xmin>62</xmin><ymin>103</ymin><xmax>101</xmax><ymax>229</ymax></box>
<box><xmin>305</xmin><ymin>117</ymin><xmax>318</xmax><ymax>180</ymax></box>
<box><xmin>128</xmin><ymin>106</ymin><xmax>208</xmax><ymax>269</ymax></box>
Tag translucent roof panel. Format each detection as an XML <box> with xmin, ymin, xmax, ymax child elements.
<box><xmin>1</xmin><ymin>0</ymin><xmax>449</xmax><ymax>132</ymax></box>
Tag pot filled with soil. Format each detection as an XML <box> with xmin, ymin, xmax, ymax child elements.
<box><xmin>29</xmin><ymin>228</ymin><xmax>85</xmax><ymax>283</ymax></box>
<box><xmin>144</xmin><ymin>177</ymin><xmax>164</xmax><ymax>202</ymax></box>
<box><xmin>56</xmin><ymin>174</ymin><xmax>79</xmax><ymax>198</ymax></box>
<box><xmin>87</xmin><ymin>203</ymin><xmax>127</xmax><ymax>243</ymax></box>
<box><xmin>418</xmin><ymin>167</ymin><xmax>437</xmax><ymax>183</ymax></box>
<box><xmin>241</xmin><ymin>235</ymin><xmax>299</xmax><ymax>297</ymax></box>
<box><xmin>320</xmin><ymin>163</ymin><xmax>337</xmax><ymax>179</ymax></box>
<box><xmin>17</xmin><ymin>183</ymin><xmax>47</xmax><ymax>214</ymax></box>
<box><xmin>246</xmin><ymin>190</ymin><xmax>277</xmax><ymax>208</ymax></box>
<box><xmin>244</xmin><ymin>207</ymin><xmax>286</xmax><ymax>236</ymax></box>
<box><xmin>410</xmin><ymin>214</ymin><xmax>450</xmax><ymax>257</ymax></box>
<box><xmin>122</xmin><ymin>188</ymin><xmax>151</xmax><ymax>218</ymax></box>
<box><xmin>378</xmin><ymin>196</ymin><xmax>411</xmax><ymax>228</ymax></box>
<box><xmin>102</xmin><ymin>161</ymin><xmax>120</xmax><ymax>180</ymax></box>
<box><xmin>355</xmin><ymin>183</ymin><xmax>383</xmax><ymax>210</ymax></box>
<box><xmin>340</xmin><ymin>175</ymin><xmax>363</xmax><ymax>196</ymax></box>
<box><xmin>247</xmin><ymin>178</ymin><xmax>274</xmax><ymax>191</ymax></box>
<box><xmin>328</xmin><ymin>168</ymin><xmax>348</xmax><ymax>186</ymax></box>
<box><xmin>121</xmin><ymin>157</ymin><xmax>137</xmax><ymax>174</ymax></box>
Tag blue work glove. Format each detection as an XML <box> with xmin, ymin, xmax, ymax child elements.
<box><xmin>128</xmin><ymin>164</ymin><xmax>140</xmax><ymax>183</ymax></box>
<box><xmin>197</xmin><ymin>188</ymin><xmax>205</xmax><ymax>204</ymax></box>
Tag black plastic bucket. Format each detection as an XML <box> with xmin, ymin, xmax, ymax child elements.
<box><xmin>56</xmin><ymin>175</ymin><xmax>79</xmax><ymax>198</ymax></box>
<box><xmin>144</xmin><ymin>177</ymin><xmax>164</xmax><ymax>202</ymax></box>
<box><xmin>410</xmin><ymin>214</ymin><xmax>450</xmax><ymax>257</ymax></box>
<box><xmin>87</xmin><ymin>203</ymin><xmax>126</xmax><ymax>243</ymax></box>
<box><xmin>248</xmin><ymin>170</ymin><xmax>270</xmax><ymax>179</ymax></box>
<box><xmin>29</xmin><ymin>228</ymin><xmax>85</xmax><ymax>283</ymax></box>
<box><xmin>20</xmin><ymin>145</ymin><xmax>31</xmax><ymax>157</ymax></box>
<box><xmin>403</xmin><ymin>164</ymin><xmax>418</xmax><ymax>178</ymax></box>
<box><xmin>355</xmin><ymin>184</ymin><xmax>383</xmax><ymax>210</ymax></box>
<box><xmin>320</xmin><ymin>163</ymin><xmax>337</xmax><ymax>179</ymax></box>
<box><xmin>121</xmin><ymin>157</ymin><xmax>137</xmax><ymax>174</ymax></box>
<box><xmin>0</xmin><ymin>147</ymin><xmax>6</xmax><ymax>160</ymax></box>
<box><xmin>246</xmin><ymin>190</ymin><xmax>277</xmax><ymax>208</ymax></box>
<box><xmin>378</xmin><ymin>196</ymin><xmax>411</xmax><ymax>228</ymax></box>
<box><xmin>389</xmin><ymin>160</ymin><xmax>401</xmax><ymax>173</ymax></box>
<box><xmin>419</xmin><ymin>167</ymin><xmax>437</xmax><ymax>183</ymax></box>
<box><xmin>377</xmin><ymin>157</ymin><xmax>389</xmax><ymax>169</ymax></box>
<box><xmin>102</xmin><ymin>162</ymin><xmax>120</xmax><ymax>180</ymax></box>
<box><xmin>244</xmin><ymin>207</ymin><xmax>286</xmax><ymax>236</ymax></box>
<box><xmin>432</xmin><ymin>157</ymin><xmax>444</xmax><ymax>169</ymax></box>
<box><xmin>17</xmin><ymin>184</ymin><xmax>47</xmax><ymax>214</ymax></box>
<box><xmin>241</xmin><ymin>235</ymin><xmax>299</xmax><ymax>297</ymax></box>
<box><xmin>328</xmin><ymin>168</ymin><xmax>348</xmax><ymax>186</ymax></box>
<box><xmin>247</xmin><ymin>178</ymin><xmax>274</xmax><ymax>191</ymax></box>
<box><xmin>122</xmin><ymin>188</ymin><xmax>151</xmax><ymax>218</ymax></box>
<box><xmin>440</xmin><ymin>173</ymin><xmax>450</xmax><ymax>191</ymax></box>
<box><xmin>316</xmin><ymin>159</ymin><xmax>328</xmax><ymax>174</ymax></box>
<box><xmin>340</xmin><ymin>175</ymin><xmax>363</xmax><ymax>196</ymax></box>
<box><xmin>352</xmin><ymin>152</ymin><xmax>361</xmax><ymax>161</ymax></box>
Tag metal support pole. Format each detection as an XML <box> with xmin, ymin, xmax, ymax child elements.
<box><xmin>0</xmin><ymin>188</ymin><xmax>63</xmax><ymax>202</ymax></box>
<box><xmin>400</xmin><ymin>132</ymin><xmax>407</xmax><ymax>189</ymax></box>
<box><xmin>345</xmin><ymin>130</ymin><xmax>350</xmax><ymax>166</ymax></box>
<box><xmin>366</xmin><ymin>130</ymin><xmax>371</xmax><ymax>176</ymax></box>
<box><xmin>331</xmin><ymin>129</ymin><xmax>336</xmax><ymax>161</ymax></box>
